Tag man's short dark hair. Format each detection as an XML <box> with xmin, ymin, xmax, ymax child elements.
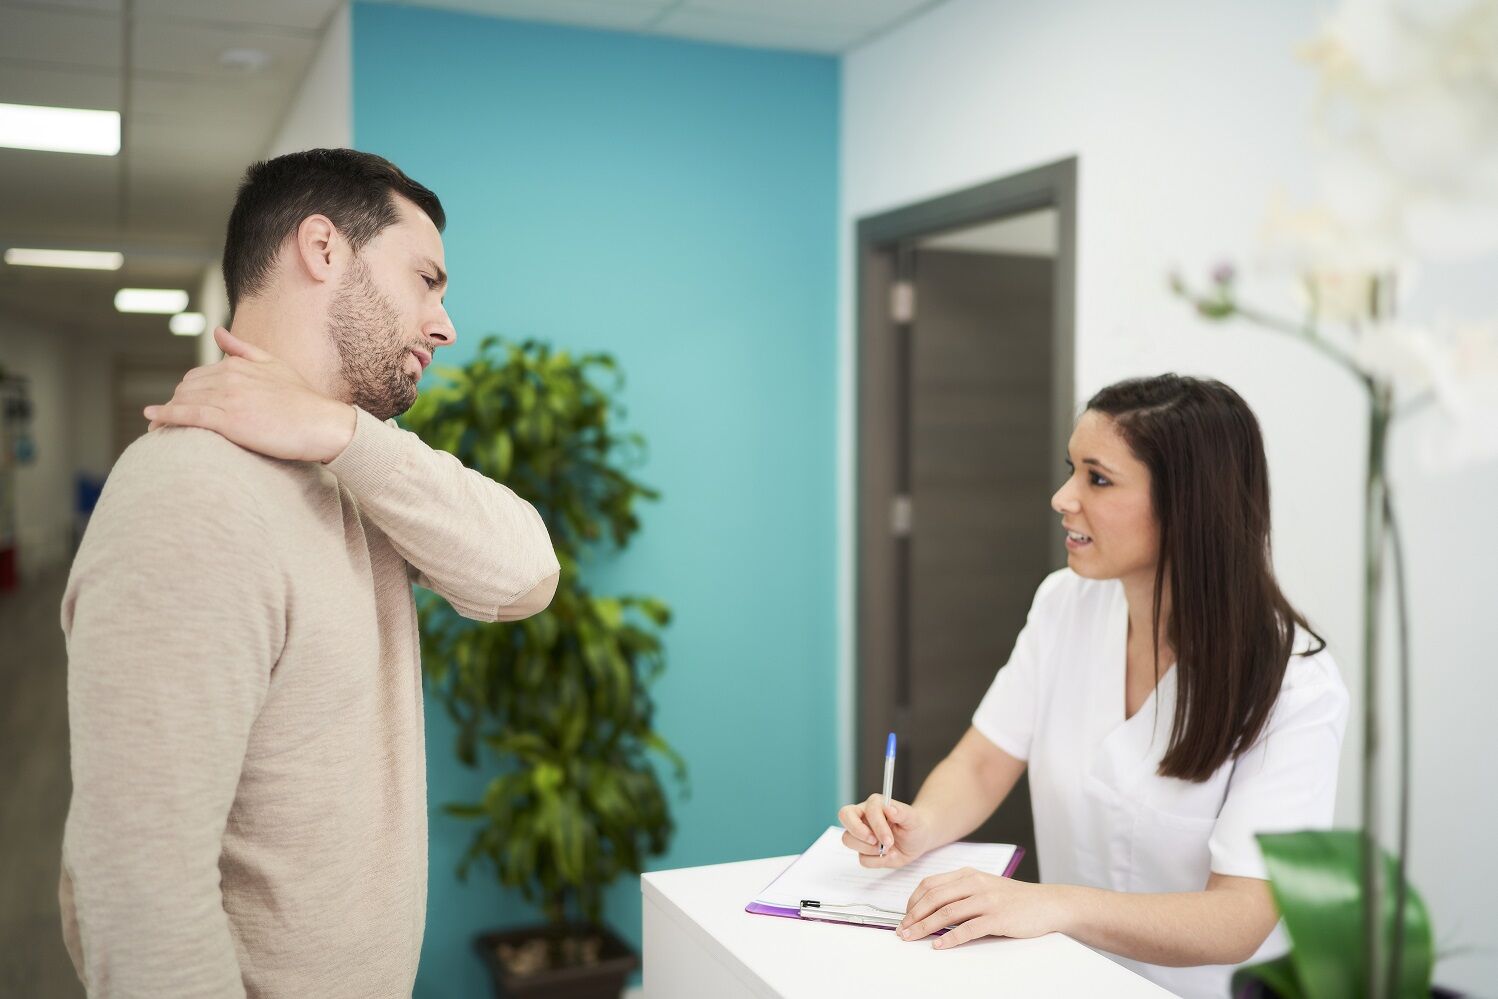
<box><xmin>222</xmin><ymin>148</ymin><xmax>446</xmax><ymax>311</ymax></box>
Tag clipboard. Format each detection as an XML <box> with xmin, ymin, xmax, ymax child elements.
<box><xmin>744</xmin><ymin>826</ymin><xmax>1024</xmax><ymax>930</ymax></box>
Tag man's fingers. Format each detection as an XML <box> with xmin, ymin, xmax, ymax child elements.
<box><xmin>143</xmin><ymin>403</ymin><xmax>225</xmax><ymax>432</ymax></box>
<box><xmin>214</xmin><ymin>326</ymin><xmax>271</xmax><ymax>362</ymax></box>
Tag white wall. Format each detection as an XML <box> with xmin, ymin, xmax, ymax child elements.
<box><xmin>196</xmin><ymin>1</ymin><xmax>352</xmax><ymax>364</ymax></box>
<box><xmin>841</xmin><ymin>0</ymin><xmax>1497</xmax><ymax>991</ymax></box>
<box><xmin>265</xmin><ymin>2</ymin><xmax>352</xmax><ymax>159</ymax></box>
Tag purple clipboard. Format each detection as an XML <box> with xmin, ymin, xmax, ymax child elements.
<box><xmin>744</xmin><ymin>843</ymin><xmax>1026</xmax><ymax>927</ymax></box>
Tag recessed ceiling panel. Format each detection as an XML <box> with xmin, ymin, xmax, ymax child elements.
<box><xmin>652</xmin><ymin>8</ymin><xmax>864</xmax><ymax>52</ymax></box>
<box><xmin>0</xmin><ymin>5</ymin><xmax>122</xmax><ymax>72</ymax></box>
<box><xmin>0</xmin><ymin>61</ymin><xmax>121</xmax><ymax>110</ymax></box>
<box><xmin>359</xmin><ymin>0</ymin><xmax>671</xmax><ymax>32</ymax></box>
<box><xmin>130</xmin><ymin>19</ymin><xmax>316</xmax><ymax>80</ymax></box>
<box><xmin>134</xmin><ymin>0</ymin><xmax>343</xmax><ymax>31</ymax></box>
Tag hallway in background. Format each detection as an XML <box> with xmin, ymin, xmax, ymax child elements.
<box><xmin>0</xmin><ymin>568</ymin><xmax>83</xmax><ymax>997</ymax></box>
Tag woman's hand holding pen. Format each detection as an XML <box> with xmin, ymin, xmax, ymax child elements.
<box><xmin>837</xmin><ymin>795</ymin><xmax>937</xmax><ymax>868</ymax></box>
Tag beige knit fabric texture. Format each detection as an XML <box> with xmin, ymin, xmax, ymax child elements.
<box><xmin>59</xmin><ymin>407</ymin><xmax>560</xmax><ymax>998</ymax></box>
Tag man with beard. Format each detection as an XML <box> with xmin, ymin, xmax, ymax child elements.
<box><xmin>58</xmin><ymin>149</ymin><xmax>560</xmax><ymax>998</ymax></box>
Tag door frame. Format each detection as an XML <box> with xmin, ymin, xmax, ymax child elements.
<box><xmin>853</xmin><ymin>156</ymin><xmax>1078</xmax><ymax>802</ymax></box>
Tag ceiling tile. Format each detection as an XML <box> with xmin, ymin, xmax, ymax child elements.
<box><xmin>684</xmin><ymin>0</ymin><xmax>929</xmax><ymax>26</ymax></box>
<box><xmin>0</xmin><ymin>60</ymin><xmax>121</xmax><ymax>110</ymax></box>
<box><xmin>0</xmin><ymin>147</ymin><xmax>119</xmax><ymax>231</ymax></box>
<box><xmin>125</xmin><ymin>114</ymin><xmax>268</xmax><ymax>185</ymax></box>
<box><xmin>129</xmin><ymin>74</ymin><xmax>284</xmax><ymax>129</ymax></box>
<box><xmin>359</xmin><ymin>0</ymin><xmax>671</xmax><ymax>32</ymax></box>
<box><xmin>0</xmin><ymin>279</ymin><xmax>204</xmax><ymax>343</ymax></box>
<box><xmin>127</xmin><ymin>182</ymin><xmax>237</xmax><ymax>238</ymax></box>
<box><xmin>652</xmin><ymin>8</ymin><xmax>863</xmax><ymax>52</ymax></box>
<box><xmin>133</xmin><ymin>0</ymin><xmax>342</xmax><ymax>32</ymax></box>
<box><xmin>130</xmin><ymin>18</ymin><xmax>316</xmax><ymax>79</ymax></box>
<box><xmin>8</xmin><ymin>0</ymin><xmax>123</xmax><ymax>15</ymax></box>
<box><xmin>0</xmin><ymin>5</ymin><xmax>122</xmax><ymax>72</ymax></box>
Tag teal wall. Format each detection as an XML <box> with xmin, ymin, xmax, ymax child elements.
<box><xmin>352</xmin><ymin>6</ymin><xmax>840</xmax><ymax>995</ymax></box>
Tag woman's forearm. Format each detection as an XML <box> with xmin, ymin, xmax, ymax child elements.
<box><xmin>910</xmin><ymin>732</ymin><xmax>1024</xmax><ymax>849</ymax></box>
<box><xmin>1052</xmin><ymin>879</ymin><xmax>1276</xmax><ymax>967</ymax></box>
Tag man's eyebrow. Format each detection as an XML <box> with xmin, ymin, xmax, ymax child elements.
<box><xmin>419</xmin><ymin>257</ymin><xmax>447</xmax><ymax>288</ymax></box>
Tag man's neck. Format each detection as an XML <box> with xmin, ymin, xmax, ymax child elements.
<box><xmin>229</xmin><ymin>294</ymin><xmax>339</xmax><ymax>399</ymax></box>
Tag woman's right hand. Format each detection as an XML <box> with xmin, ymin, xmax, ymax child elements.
<box><xmin>837</xmin><ymin>794</ymin><xmax>936</xmax><ymax>869</ymax></box>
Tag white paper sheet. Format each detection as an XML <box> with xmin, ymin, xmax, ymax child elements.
<box><xmin>753</xmin><ymin>826</ymin><xmax>1020</xmax><ymax>916</ymax></box>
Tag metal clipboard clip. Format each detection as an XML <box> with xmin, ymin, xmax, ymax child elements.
<box><xmin>797</xmin><ymin>899</ymin><xmax>905</xmax><ymax>928</ymax></box>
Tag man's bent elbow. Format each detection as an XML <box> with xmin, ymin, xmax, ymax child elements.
<box><xmin>493</xmin><ymin>570</ymin><xmax>559</xmax><ymax>622</ymax></box>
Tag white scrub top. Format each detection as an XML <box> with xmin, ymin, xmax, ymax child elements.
<box><xmin>972</xmin><ymin>569</ymin><xmax>1349</xmax><ymax>999</ymax></box>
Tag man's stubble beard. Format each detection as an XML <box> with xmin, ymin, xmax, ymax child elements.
<box><xmin>327</xmin><ymin>256</ymin><xmax>419</xmax><ymax>421</ymax></box>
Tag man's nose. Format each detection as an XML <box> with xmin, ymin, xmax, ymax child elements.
<box><xmin>426</xmin><ymin>307</ymin><xmax>456</xmax><ymax>346</ymax></box>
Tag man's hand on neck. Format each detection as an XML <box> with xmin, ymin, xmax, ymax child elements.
<box><xmin>145</xmin><ymin>326</ymin><xmax>358</xmax><ymax>464</ymax></box>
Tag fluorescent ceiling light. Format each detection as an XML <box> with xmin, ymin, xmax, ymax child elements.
<box><xmin>4</xmin><ymin>247</ymin><xmax>123</xmax><ymax>270</ymax></box>
<box><xmin>169</xmin><ymin>312</ymin><xmax>206</xmax><ymax>336</ymax></box>
<box><xmin>0</xmin><ymin>102</ymin><xmax>120</xmax><ymax>156</ymax></box>
<box><xmin>115</xmin><ymin>289</ymin><xmax>189</xmax><ymax>314</ymax></box>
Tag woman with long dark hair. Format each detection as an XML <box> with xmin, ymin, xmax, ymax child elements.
<box><xmin>838</xmin><ymin>374</ymin><xmax>1349</xmax><ymax>999</ymax></box>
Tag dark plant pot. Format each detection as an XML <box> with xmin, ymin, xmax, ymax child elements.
<box><xmin>1236</xmin><ymin>983</ymin><xmax>1465</xmax><ymax>999</ymax></box>
<box><xmin>475</xmin><ymin>922</ymin><xmax>638</xmax><ymax>999</ymax></box>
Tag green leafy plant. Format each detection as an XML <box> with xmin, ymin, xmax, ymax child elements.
<box><xmin>1234</xmin><ymin>832</ymin><xmax>1434</xmax><ymax>999</ymax></box>
<box><xmin>1172</xmin><ymin>268</ymin><xmax>1443</xmax><ymax>998</ymax></box>
<box><xmin>400</xmin><ymin>336</ymin><xmax>685</xmax><ymax>928</ymax></box>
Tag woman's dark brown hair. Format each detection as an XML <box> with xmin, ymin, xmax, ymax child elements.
<box><xmin>1087</xmin><ymin>374</ymin><xmax>1325</xmax><ymax>782</ymax></box>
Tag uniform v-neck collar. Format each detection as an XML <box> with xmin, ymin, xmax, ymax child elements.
<box><xmin>1110</xmin><ymin>578</ymin><xmax>1178</xmax><ymax>725</ymax></box>
<box><xmin>1089</xmin><ymin>582</ymin><xmax>1180</xmax><ymax>790</ymax></box>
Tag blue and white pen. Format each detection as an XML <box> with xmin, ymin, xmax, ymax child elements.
<box><xmin>879</xmin><ymin>732</ymin><xmax>896</xmax><ymax>856</ymax></box>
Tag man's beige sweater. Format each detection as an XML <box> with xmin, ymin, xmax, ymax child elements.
<box><xmin>59</xmin><ymin>407</ymin><xmax>560</xmax><ymax>998</ymax></box>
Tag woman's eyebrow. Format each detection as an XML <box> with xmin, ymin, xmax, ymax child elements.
<box><xmin>1081</xmin><ymin>458</ymin><xmax>1117</xmax><ymax>474</ymax></box>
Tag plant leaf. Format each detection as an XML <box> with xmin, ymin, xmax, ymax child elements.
<box><xmin>1253</xmin><ymin>830</ymin><xmax>1434</xmax><ymax>999</ymax></box>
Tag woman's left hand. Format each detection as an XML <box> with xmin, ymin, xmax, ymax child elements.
<box><xmin>897</xmin><ymin>868</ymin><xmax>1069</xmax><ymax>949</ymax></box>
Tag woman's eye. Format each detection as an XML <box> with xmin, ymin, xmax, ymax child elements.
<box><xmin>1089</xmin><ymin>472</ymin><xmax>1110</xmax><ymax>487</ymax></box>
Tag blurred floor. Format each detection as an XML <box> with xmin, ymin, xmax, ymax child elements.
<box><xmin>0</xmin><ymin>569</ymin><xmax>83</xmax><ymax>998</ymax></box>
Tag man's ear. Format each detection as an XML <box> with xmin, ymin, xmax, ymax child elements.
<box><xmin>293</xmin><ymin>213</ymin><xmax>341</xmax><ymax>285</ymax></box>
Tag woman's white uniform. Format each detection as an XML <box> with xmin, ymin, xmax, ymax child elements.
<box><xmin>973</xmin><ymin>569</ymin><xmax>1349</xmax><ymax>999</ymax></box>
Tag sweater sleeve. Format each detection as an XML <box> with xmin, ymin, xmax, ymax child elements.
<box><xmin>324</xmin><ymin>407</ymin><xmax>561</xmax><ymax>623</ymax></box>
<box><xmin>59</xmin><ymin>428</ymin><xmax>285</xmax><ymax>997</ymax></box>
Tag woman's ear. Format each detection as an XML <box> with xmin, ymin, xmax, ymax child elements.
<box><xmin>293</xmin><ymin>213</ymin><xmax>340</xmax><ymax>285</ymax></box>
